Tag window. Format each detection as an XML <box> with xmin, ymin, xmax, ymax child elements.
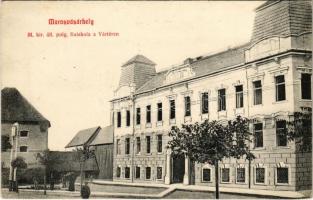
<box><xmin>157</xmin><ymin>167</ymin><xmax>162</xmax><ymax>179</ymax></box>
<box><xmin>146</xmin><ymin>105</ymin><xmax>151</xmax><ymax>123</ymax></box>
<box><xmin>116</xmin><ymin>139</ymin><xmax>121</xmax><ymax>155</ymax></box>
<box><xmin>255</xmin><ymin>168</ymin><xmax>265</xmax><ymax>183</ymax></box>
<box><xmin>126</xmin><ymin>110</ymin><xmax>130</xmax><ymax>127</ymax></box>
<box><xmin>184</xmin><ymin>96</ymin><xmax>191</xmax><ymax>117</ymax></box>
<box><xmin>236</xmin><ymin>168</ymin><xmax>245</xmax><ymax>183</ymax></box>
<box><xmin>157</xmin><ymin>103</ymin><xmax>163</xmax><ymax>121</ymax></box>
<box><xmin>276</xmin><ymin>120</ymin><xmax>287</xmax><ymax>147</ymax></box>
<box><xmin>136</xmin><ymin>137</ymin><xmax>141</xmax><ymax>154</ymax></box>
<box><xmin>202</xmin><ymin>168</ymin><xmax>211</xmax><ymax>182</ymax></box>
<box><xmin>146</xmin><ymin>167</ymin><xmax>151</xmax><ymax>179</ymax></box>
<box><xmin>218</xmin><ymin>89</ymin><xmax>226</xmax><ymax>111</ymax></box>
<box><xmin>125</xmin><ymin>167</ymin><xmax>130</xmax><ymax>179</ymax></box>
<box><xmin>117</xmin><ymin>112</ymin><xmax>121</xmax><ymax>128</ymax></box>
<box><xmin>253</xmin><ymin>80</ymin><xmax>262</xmax><ymax>105</ymax></box>
<box><xmin>254</xmin><ymin>123</ymin><xmax>263</xmax><ymax>148</ymax></box>
<box><xmin>301</xmin><ymin>73</ymin><xmax>311</xmax><ymax>99</ymax></box>
<box><xmin>146</xmin><ymin>136</ymin><xmax>151</xmax><ymax>154</ymax></box>
<box><xmin>116</xmin><ymin>167</ymin><xmax>121</xmax><ymax>178</ymax></box>
<box><xmin>19</xmin><ymin>146</ymin><xmax>27</xmax><ymax>152</ymax></box>
<box><xmin>277</xmin><ymin>167</ymin><xmax>288</xmax><ymax>184</ymax></box>
<box><xmin>125</xmin><ymin>138</ymin><xmax>130</xmax><ymax>155</ymax></box>
<box><xmin>275</xmin><ymin>75</ymin><xmax>286</xmax><ymax>101</ymax></box>
<box><xmin>201</xmin><ymin>92</ymin><xmax>209</xmax><ymax>114</ymax></box>
<box><xmin>20</xmin><ymin>131</ymin><xmax>28</xmax><ymax>137</ymax></box>
<box><xmin>136</xmin><ymin>108</ymin><xmax>141</xmax><ymax>125</ymax></box>
<box><xmin>135</xmin><ymin>166</ymin><xmax>140</xmax><ymax>179</ymax></box>
<box><xmin>235</xmin><ymin>85</ymin><xmax>244</xmax><ymax>108</ymax></box>
<box><xmin>170</xmin><ymin>100</ymin><xmax>176</xmax><ymax>119</ymax></box>
<box><xmin>221</xmin><ymin>168</ymin><xmax>230</xmax><ymax>182</ymax></box>
<box><xmin>157</xmin><ymin>135</ymin><xmax>162</xmax><ymax>153</ymax></box>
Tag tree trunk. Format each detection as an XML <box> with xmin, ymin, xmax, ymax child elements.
<box><xmin>215</xmin><ymin>161</ymin><xmax>219</xmax><ymax>199</ymax></box>
<box><xmin>44</xmin><ymin>167</ymin><xmax>47</xmax><ymax>195</ymax></box>
<box><xmin>248</xmin><ymin>157</ymin><xmax>251</xmax><ymax>189</ymax></box>
<box><xmin>80</xmin><ymin>161</ymin><xmax>83</xmax><ymax>192</ymax></box>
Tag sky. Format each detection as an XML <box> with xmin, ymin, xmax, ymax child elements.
<box><xmin>1</xmin><ymin>1</ymin><xmax>264</xmax><ymax>150</ymax></box>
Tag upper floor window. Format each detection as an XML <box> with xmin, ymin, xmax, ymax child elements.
<box><xmin>146</xmin><ymin>136</ymin><xmax>151</xmax><ymax>154</ymax></box>
<box><xmin>116</xmin><ymin>139</ymin><xmax>121</xmax><ymax>155</ymax></box>
<box><xmin>136</xmin><ymin>108</ymin><xmax>141</xmax><ymax>125</ymax></box>
<box><xmin>157</xmin><ymin>103</ymin><xmax>163</xmax><ymax>121</ymax></box>
<box><xmin>201</xmin><ymin>92</ymin><xmax>209</xmax><ymax>114</ymax></box>
<box><xmin>254</xmin><ymin>123</ymin><xmax>263</xmax><ymax>148</ymax></box>
<box><xmin>235</xmin><ymin>85</ymin><xmax>244</xmax><ymax>108</ymax></box>
<box><xmin>117</xmin><ymin>112</ymin><xmax>121</xmax><ymax>128</ymax></box>
<box><xmin>136</xmin><ymin>137</ymin><xmax>141</xmax><ymax>154</ymax></box>
<box><xmin>19</xmin><ymin>146</ymin><xmax>27</xmax><ymax>152</ymax></box>
<box><xmin>218</xmin><ymin>89</ymin><xmax>226</xmax><ymax>111</ymax></box>
<box><xmin>301</xmin><ymin>73</ymin><xmax>311</xmax><ymax>100</ymax></box>
<box><xmin>157</xmin><ymin>135</ymin><xmax>162</xmax><ymax>153</ymax></box>
<box><xmin>146</xmin><ymin>105</ymin><xmax>151</xmax><ymax>123</ymax></box>
<box><xmin>276</xmin><ymin>120</ymin><xmax>287</xmax><ymax>147</ymax></box>
<box><xmin>126</xmin><ymin>110</ymin><xmax>130</xmax><ymax>127</ymax></box>
<box><xmin>253</xmin><ymin>80</ymin><xmax>262</xmax><ymax>105</ymax></box>
<box><xmin>125</xmin><ymin>138</ymin><xmax>130</xmax><ymax>154</ymax></box>
<box><xmin>20</xmin><ymin>131</ymin><xmax>28</xmax><ymax>137</ymax></box>
<box><xmin>184</xmin><ymin>96</ymin><xmax>191</xmax><ymax>117</ymax></box>
<box><xmin>275</xmin><ymin>75</ymin><xmax>286</xmax><ymax>101</ymax></box>
<box><xmin>170</xmin><ymin>100</ymin><xmax>176</xmax><ymax>119</ymax></box>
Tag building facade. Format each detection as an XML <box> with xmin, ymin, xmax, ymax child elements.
<box><xmin>1</xmin><ymin>88</ymin><xmax>51</xmax><ymax>168</ymax></box>
<box><xmin>110</xmin><ymin>1</ymin><xmax>312</xmax><ymax>191</ymax></box>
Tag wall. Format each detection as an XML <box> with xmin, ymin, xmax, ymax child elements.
<box><xmin>1</xmin><ymin>123</ymin><xmax>48</xmax><ymax>168</ymax></box>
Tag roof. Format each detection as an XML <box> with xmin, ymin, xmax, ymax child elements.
<box><xmin>89</xmin><ymin>125</ymin><xmax>113</xmax><ymax>146</ymax></box>
<box><xmin>65</xmin><ymin>126</ymin><xmax>101</xmax><ymax>148</ymax></box>
<box><xmin>1</xmin><ymin>87</ymin><xmax>50</xmax><ymax>127</ymax></box>
<box><xmin>135</xmin><ymin>43</ymin><xmax>249</xmax><ymax>94</ymax></box>
<box><xmin>49</xmin><ymin>151</ymin><xmax>99</xmax><ymax>172</ymax></box>
<box><xmin>122</xmin><ymin>54</ymin><xmax>156</xmax><ymax>67</ymax></box>
<box><xmin>251</xmin><ymin>0</ymin><xmax>312</xmax><ymax>42</ymax></box>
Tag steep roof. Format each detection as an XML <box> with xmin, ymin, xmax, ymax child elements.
<box><xmin>89</xmin><ymin>125</ymin><xmax>113</xmax><ymax>146</ymax></box>
<box><xmin>1</xmin><ymin>87</ymin><xmax>50</xmax><ymax>127</ymax></box>
<box><xmin>65</xmin><ymin>126</ymin><xmax>100</xmax><ymax>148</ymax></box>
<box><xmin>122</xmin><ymin>54</ymin><xmax>156</xmax><ymax>67</ymax></box>
<box><xmin>135</xmin><ymin>43</ymin><xmax>248</xmax><ymax>94</ymax></box>
<box><xmin>251</xmin><ymin>0</ymin><xmax>312</xmax><ymax>43</ymax></box>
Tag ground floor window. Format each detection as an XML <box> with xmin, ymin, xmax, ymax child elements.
<box><xmin>146</xmin><ymin>167</ymin><xmax>151</xmax><ymax>179</ymax></box>
<box><xmin>277</xmin><ymin>167</ymin><xmax>288</xmax><ymax>184</ymax></box>
<box><xmin>255</xmin><ymin>168</ymin><xmax>265</xmax><ymax>184</ymax></box>
<box><xmin>135</xmin><ymin>166</ymin><xmax>140</xmax><ymax>179</ymax></box>
<box><xmin>202</xmin><ymin>168</ymin><xmax>211</xmax><ymax>182</ymax></box>
<box><xmin>116</xmin><ymin>167</ymin><xmax>121</xmax><ymax>178</ymax></box>
<box><xmin>221</xmin><ymin>168</ymin><xmax>230</xmax><ymax>183</ymax></box>
<box><xmin>157</xmin><ymin>167</ymin><xmax>162</xmax><ymax>179</ymax></box>
<box><xmin>236</xmin><ymin>168</ymin><xmax>245</xmax><ymax>183</ymax></box>
<box><xmin>125</xmin><ymin>167</ymin><xmax>130</xmax><ymax>179</ymax></box>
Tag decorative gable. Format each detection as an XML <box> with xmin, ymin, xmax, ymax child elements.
<box><xmin>165</xmin><ymin>65</ymin><xmax>195</xmax><ymax>84</ymax></box>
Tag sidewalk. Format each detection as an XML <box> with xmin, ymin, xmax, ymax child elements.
<box><xmin>91</xmin><ymin>179</ymin><xmax>310</xmax><ymax>199</ymax></box>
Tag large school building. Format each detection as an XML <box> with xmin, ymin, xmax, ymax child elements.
<box><xmin>110</xmin><ymin>1</ymin><xmax>312</xmax><ymax>191</ymax></box>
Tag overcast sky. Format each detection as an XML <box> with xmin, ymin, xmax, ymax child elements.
<box><xmin>1</xmin><ymin>1</ymin><xmax>264</xmax><ymax>150</ymax></box>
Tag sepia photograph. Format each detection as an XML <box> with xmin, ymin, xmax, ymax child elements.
<box><xmin>0</xmin><ymin>0</ymin><xmax>312</xmax><ymax>199</ymax></box>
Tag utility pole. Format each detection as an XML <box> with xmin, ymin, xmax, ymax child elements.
<box><xmin>9</xmin><ymin>124</ymin><xmax>16</xmax><ymax>191</ymax></box>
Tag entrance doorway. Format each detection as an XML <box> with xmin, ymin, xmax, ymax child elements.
<box><xmin>172</xmin><ymin>154</ymin><xmax>185</xmax><ymax>183</ymax></box>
